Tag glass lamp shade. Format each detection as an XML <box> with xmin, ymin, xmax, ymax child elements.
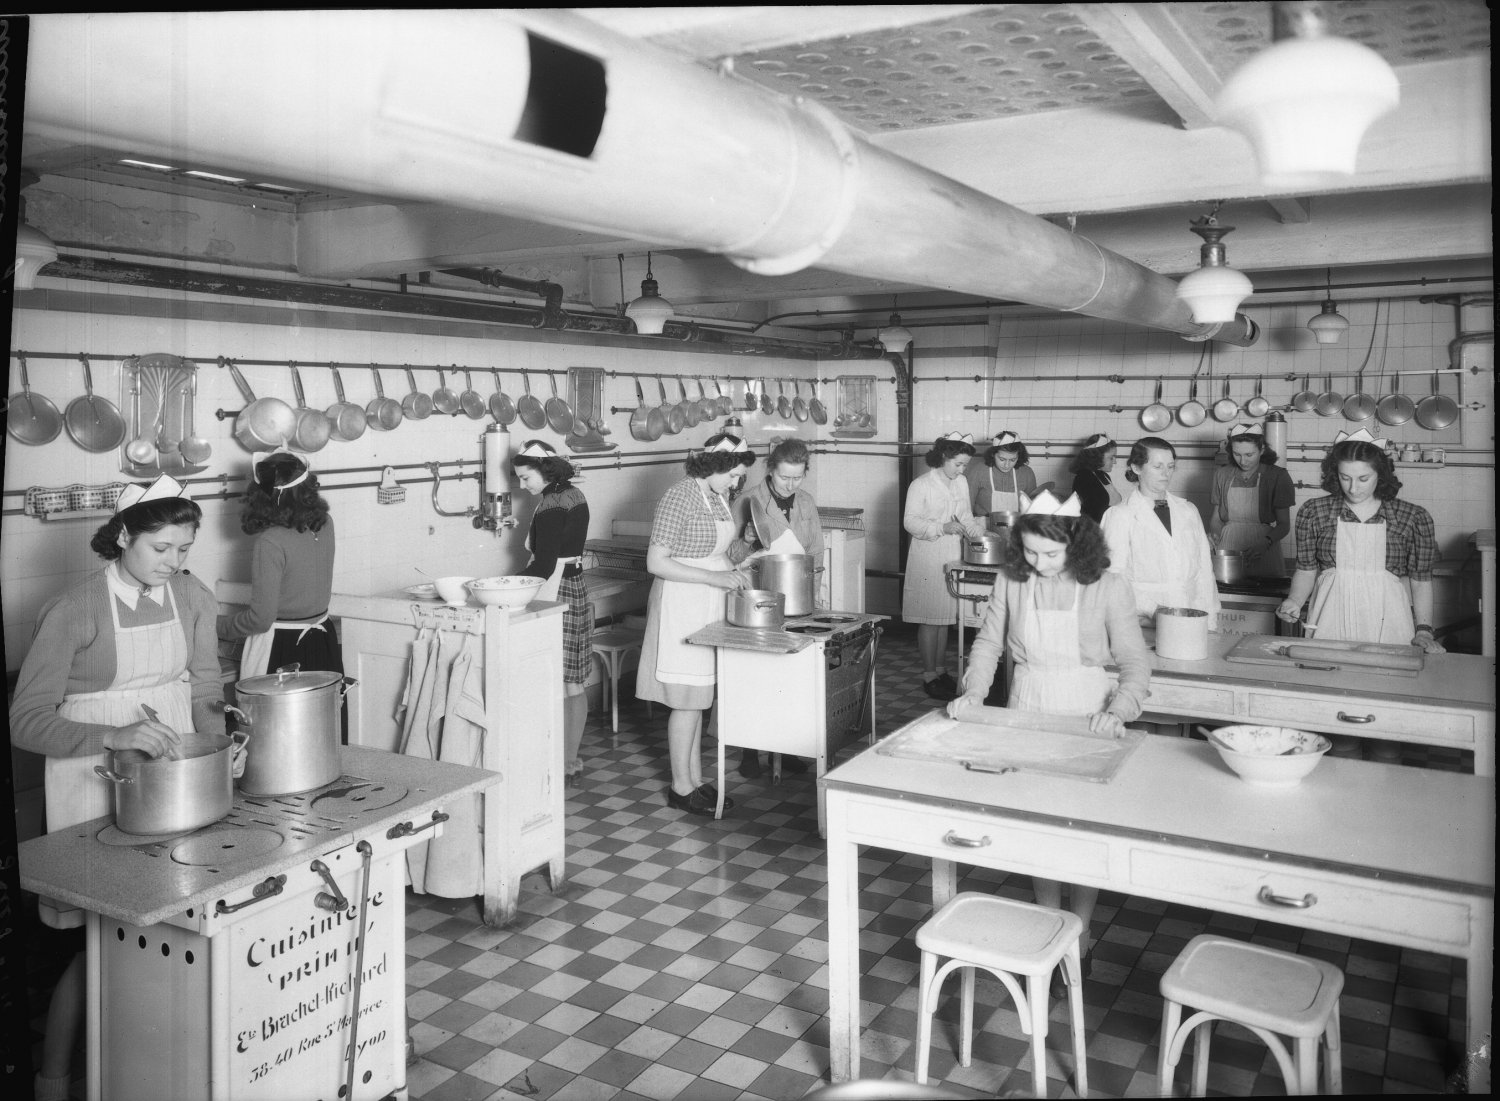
<box><xmin>878</xmin><ymin>323</ymin><xmax>913</xmax><ymax>351</ymax></box>
<box><xmin>625</xmin><ymin>283</ymin><xmax>674</xmax><ymax>335</ymax></box>
<box><xmin>12</xmin><ymin>224</ymin><xmax>59</xmax><ymax>291</ymax></box>
<box><xmin>1307</xmin><ymin>301</ymin><xmax>1350</xmax><ymax>344</ymax></box>
<box><xmin>1176</xmin><ymin>264</ymin><xmax>1253</xmax><ymax>324</ymax></box>
<box><xmin>1215</xmin><ymin>36</ymin><xmax>1399</xmax><ymax>189</ymax></box>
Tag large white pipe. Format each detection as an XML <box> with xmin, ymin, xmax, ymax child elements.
<box><xmin>25</xmin><ymin>10</ymin><xmax>1255</xmax><ymax>344</ymax></box>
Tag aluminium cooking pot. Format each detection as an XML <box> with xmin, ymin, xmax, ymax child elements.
<box><xmin>288</xmin><ymin>366</ymin><xmax>332</xmax><ymax>452</ymax></box>
<box><xmin>366</xmin><ymin>367</ymin><xmax>404</xmax><ymax>430</ymax></box>
<box><xmin>325</xmin><ymin>366</ymin><xmax>368</xmax><ymax>441</ymax></box>
<box><xmin>727</xmin><ymin>588</ymin><xmax>785</xmax><ymax>629</ymax></box>
<box><xmin>95</xmin><ymin>732</ymin><xmax>241</xmax><ymax>835</ymax></box>
<box><xmin>1212</xmin><ymin>547</ymin><xmax>1247</xmax><ymax>585</ymax></box>
<box><xmin>749</xmin><ymin>553</ymin><xmax>819</xmax><ymax>617</ymax></box>
<box><xmin>224</xmin><ymin>357</ymin><xmax>296</xmax><ymax>451</ymax></box>
<box><xmin>229</xmin><ymin>665</ymin><xmax>354</xmax><ymax>795</ymax></box>
<box><xmin>962</xmin><ymin>531</ymin><xmax>1007</xmax><ymax>566</ymax></box>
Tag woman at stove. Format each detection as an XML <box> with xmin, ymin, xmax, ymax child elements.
<box><xmin>1208</xmin><ymin>423</ymin><xmax>1293</xmax><ymax>577</ymax></box>
<box><xmin>903</xmin><ymin>432</ymin><xmax>986</xmax><ymax>700</ymax></box>
<box><xmin>965</xmin><ymin>430</ymin><xmax>1051</xmax><ymax>531</ymax></box>
<box><xmin>637</xmin><ymin>433</ymin><xmax>756</xmax><ymax>816</ymax></box>
<box><xmin>1101</xmin><ymin>437</ymin><xmax>1219</xmax><ymax>621</ymax></box>
<box><xmin>948</xmin><ymin>490</ymin><xmax>1149</xmax><ymax>970</ymax></box>
<box><xmin>9</xmin><ymin>475</ymin><xmax>222</xmax><ymax>1101</ymax></box>
<box><xmin>1068</xmin><ymin>433</ymin><xmax>1122</xmax><ymax>523</ymax></box>
<box><xmin>734</xmin><ymin>436</ymin><xmax>824</xmax><ymax>779</ymax></box>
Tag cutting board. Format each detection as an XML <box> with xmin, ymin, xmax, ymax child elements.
<box><xmin>684</xmin><ymin>621</ymin><xmax>814</xmax><ymax>654</ymax></box>
<box><xmin>1223</xmin><ymin>633</ymin><xmax>1423</xmax><ymax>676</ymax></box>
<box><xmin>875</xmin><ymin>706</ymin><xmax>1146</xmax><ymax>783</ymax></box>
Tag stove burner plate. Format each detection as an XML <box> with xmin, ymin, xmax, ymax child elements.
<box><xmin>171</xmin><ymin>827</ymin><xmax>285</xmax><ymax>867</ymax></box>
<box><xmin>813</xmin><ymin>614</ymin><xmax>858</xmax><ymax>623</ymax></box>
<box><xmin>306</xmin><ymin>780</ymin><xmax>408</xmax><ymax>819</ymax></box>
<box><xmin>96</xmin><ymin>824</ymin><xmax>191</xmax><ymax>848</ymax></box>
<box><xmin>785</xmin><ymin>624</ymin><xmax>832</xmax><ymax>634</ymax></box>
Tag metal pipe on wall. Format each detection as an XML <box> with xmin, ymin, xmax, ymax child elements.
<box><xmin>26</xmin><ymin>10</ymin><xmax>1257</xmax><ymax>346</ymax></box>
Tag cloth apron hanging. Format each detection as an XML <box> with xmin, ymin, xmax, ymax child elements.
<box><xmin>652</xmin><ymin>487</ymin><xmax>736</xmax><ymax>687</ymax></box>
<box><xmin>47</xmin><ymin>577</ymin><xmax>193</xmax><ymax>927</ymax></box>
<box><xmin>1008</xmin><ymin>578</ymin><xmax>1111</xmax><ymax>717</ymax></box>
<box><xmin>240</xmin><ymin>614</ymin><xmax>329</xmax><ymax>679</ymax></box>
<box><xmin>1219</xmin><ymin>481</ymin><xmax>1285</xmax><ymax>577</ymax></box>
<box><xmin>1307</xmin><ymin>517</ymin><xmax>1414</xmax><ymax>643</ymax></box>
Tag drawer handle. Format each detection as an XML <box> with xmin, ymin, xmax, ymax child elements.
<box><xmin>1337</xmin><ymin>711</ymin><xmax>1376</xmax><ymax>724</ymax></box>
<box><xmin>1258</xmin><ymin>885</ymin><xmax>1316</xmax><ymax>909</ymax></box>
<box><xmin>942</xmin><ymin>829</ymin><xmax>991</xmax><ymax>849</ymax></box>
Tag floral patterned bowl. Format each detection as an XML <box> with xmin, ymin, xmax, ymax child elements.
<box><xmin>1209</xmin><ymin>725</ymin><xmax>1332</xmax><ymax>787</ymax></box>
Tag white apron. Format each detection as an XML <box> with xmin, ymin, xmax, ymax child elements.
<box><xmin>1100</xmin><ymin>472</ymin><xmax>1123</xmax><ymax>510</ymax></box>
<box><xmin>1306</xmin><ymin>516</ymin><xmax>1414</xmax><ymax>643</ymax></box>
<box><xmin>1008</xmin><ymin>578</ymin><xmax>1112</xmax><ymax>717</ymax></box>
<box><xmin>240</xmin><ymin>614</ymin><xmax>329</xmax><ymax>679</ymax></box>
<box><xmin>651</xmin><ymin>488</ymin><xmax>737</xmax><ymax>686</ymax></box>
<box><xmin>988</xmin><ymin>468</ymin><xmax>1022</xmax><ymax>522</ymax></box>
<box><xmin>47</xmin><ymin>575</ymin><xmax>193</xmax><ymax>927</ymax></box>
<box><xmin>1219</xmin><ymin>480</ymin><xmax>1285</xmax><ymax>577</ymax></box>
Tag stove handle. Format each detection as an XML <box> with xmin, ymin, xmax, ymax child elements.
<box><xmin>309</xmin><ymin>859</ymin><xmax>349</xmax><ymax>912</ymax></box>
<box><xmin>387</xmin><ymin>809</ymin><xmax>451</xmax><ymax>840</ymax></box>
<box><xmin>215</xmin><ymin>874</ymin><xmax>287</xmax><ymax>915</ymax></box>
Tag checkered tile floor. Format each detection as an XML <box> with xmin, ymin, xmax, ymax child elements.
<box><xmin>25</xmin><ymin>623</ymin><xmax>1475</xmax><ymax>1098</ymax></box>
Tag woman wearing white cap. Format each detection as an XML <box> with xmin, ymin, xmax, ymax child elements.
<box><xmin>511</xmin><ymin>439</ymin><xmax>592</xmax><ymax>781</ymax></box>
<box><xmin>1067</xmin><ymin>433</ymin><xmax>1121</xmax><ymax>523</ymax></box>
<box><xmin>637</xmin><ymin>433</ymin><xmax>757</xmax><ymax>815</ymax></box>
<box><xmin>949</xmin><ymin>490</ymin><xmax>1150</xmax><ymax>969</ymax></box>
<box><xmin>9</xmin><ymin>475</ymin><xmax>221</xmax><ymax>1101</ymax></box>
<box><xmin>1208</xmin><ymin>423</ymin><xmax>1293</xmax><ymax>577</ymax></box>
<box><xmin>966</xmin><ymin>430</ymin><xmax>1050</xmax><ymax>531</ymax></box>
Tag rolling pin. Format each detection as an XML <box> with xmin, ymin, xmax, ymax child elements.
<box><xmin>1284</xmin><ymin>644</ymin><xmax>1423</xmax><ymax>671</ymax></box>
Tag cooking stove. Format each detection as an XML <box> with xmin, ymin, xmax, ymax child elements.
<box><xmin>782</xmin><ymin>611</ymin><xmax>877</xmax><ymax>636</ymax></box>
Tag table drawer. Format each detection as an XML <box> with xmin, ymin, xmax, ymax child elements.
<box><xmin>1144</xmin><ymin>681</ymin><xmax>1238</xmax><ymax>715</ymax></box>
<box><xmin>1246</xmin><ymin>693</ymin><xmax>1476</xmax><ymax>745</ymax></box>
<box><xmin>842</xmin><ymin>795</ymin><xmax>1110</xmax><ymax>880</ymax></box>
<box><xmin>1130</xmin><ymin>846</ymin><xmax>1477</xmax><ymax>951</ymax></box>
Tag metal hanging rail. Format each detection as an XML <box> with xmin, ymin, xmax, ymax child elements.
<box><xmin>922</xmin><ymin>363</ymin><xmax>1488</xmax><ymax>385</ymax></box>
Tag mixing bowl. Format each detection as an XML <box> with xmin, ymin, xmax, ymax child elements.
<box><xmin>1208</xmin><ymin>725</ymin><xmax>1331</xmax><ymax>787</ymax></box>
<box><xmin>433</xmin><ymin>575</ymin><xmax>476</xmax><ymax>606</ymax></box>
<box><xmin>468</xmin><ymin>575</ymin><xmax>546</xmax><ymax>609</ymax></box>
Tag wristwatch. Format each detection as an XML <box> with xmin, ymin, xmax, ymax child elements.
<box><xmin>1414</xmin><ymin>623</ymin><xmax>1434</xmax><ymax>635</ymax></box>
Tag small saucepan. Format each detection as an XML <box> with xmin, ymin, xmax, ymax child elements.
<box><xmin>288</xmin><ymin>366</ymin><xmax>332</xmax><ymax>452</ymax></box>
<box><xmin>432</xmin><ymin>369</ymin><xmax>461</xmax><ymax>416</ymax></box>
<box><xmin>1244</xmin><ymin>377</ymin><xmax>1271</xmax><ymax>418</ymax></box>
<box><xmin>516</xmin><ymin>370</ymin><xmax>547</xmax><ymax>430</ymax></box>
<box><xmin>402</xmin><ymin>367</ymin><xmax>434</xmax><ymax>421</ymax></box>
<box><xmin>1290</xmin><ymin>374</ymin><xmax>1318</xmax><ymax>413</ymax></box>
<box><xmin>366</xmin><ymin>368</ymin><xmax>403</xmax><ymax>431</ymax></box>
<box><xmin>1212</xmin><ymin>376</ymin><xmax>1240</xmax><ymax>422</ymax></box>
<box><xmin>1376</xmin><ymin>372</ymin><xmax>1415</xmax><ymax>426</ymax></box>
<box><xmin>1177</xmin><ymin>377</ymin><xmax>1207</xmax><ymax>427</ymax></box>
<box><xmin>489</xmin><ymin>369</ymin><xmax>516</xmax><ymax>425</ymax></box>
<box><xmin>629</xmin><ymin>377</ymin><xmax>665</xmax><ymax>442</ymax></box>
<box><xmin>1342</xmin><ymin>369</ymin><xmax>1376</xmax><ymax>421</ymax></box>
<box><xmin>727</xmin><ymin>588</ymin><xmax>786</xmax><ymax>630</ymax></box>
<box><xmin>325</xmin><ymin>366</ymin><xmax>368</xmax><ymax>442</ymax></box>
<box><xmin>1140</xmin><ymin>380</ymin><xmax>1172</xmax><ymax>432</ymax></box>
<box><xmin>459</xmin><ymin>370</ymin><xmax>487</xmax><ymax>420</ymax></box>
<box><xmin>1314</xmin><ymin>374</ymin><xmax>1344</xmax><ymax>417</ymax></box>
<box><xmin>544</xmin><ymin>371</ymin><xmax>575</xmax><ymax>435</ymax></box>
<box><xmin>1414</xmin><ymin>369</ymin><xmax>1459</xmax><ymax>430</ymax></box>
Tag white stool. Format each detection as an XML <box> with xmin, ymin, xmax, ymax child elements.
<box><xmin>590</xmin><ymin>626</ymin><xmax>644</xmax><ymax>747</ymax></box>
<box><xmin>1158</xmin><ymin>934</ymin><xmax>1344</xmax><ymax>1096</ymax></box>
<box><xmin>915</xmin><ymin>892</ymin><xmax>1087</xmax><ymax>1098</ymax></box>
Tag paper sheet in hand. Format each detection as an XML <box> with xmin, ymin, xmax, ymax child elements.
<box><xmin>875</xmin><ymin>708</ymin><xmax>1145</xmax><ymax>783</ymax></box>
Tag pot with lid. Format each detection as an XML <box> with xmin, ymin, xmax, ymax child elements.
<box><xmin>748</xmin><ymin>553</ymin><xmax>820</xmax><ymax>617</ymax></box>
<box><xmin>962</xmin><ymin>532</ymin><xmax>1007</xmax><ymax>566</ymax></box>
<box><xmin>95</xmin><ymin>732</ymin><xmax>241</xmax><ymax>835</ymax></box>
<box><xmin>727</xmin><ymin>588</ymin><xmax>786</xmax><ymax>629</ymax></box>
<box><xmin>1212</xmin><ymin>547</ymin><xmax>1247</xmax><ymax>585</ymax></box>
<box><xmin>229</xmin><ymin>664</ymin><xmax>354</xmax><ymax>795</ymax></box>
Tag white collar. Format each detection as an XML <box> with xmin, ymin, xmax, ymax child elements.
<box><xmin>107</xmin><ymin>562</ymin><xmax>164</xmax><ymax>610</ymax></box>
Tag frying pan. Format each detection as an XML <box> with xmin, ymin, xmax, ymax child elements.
<box><xmin>544</xmin><ymin>371</ymin><xmax>575</xmax><ymax>435</ymax></box>
<box><xmin>1177</xmin><ymin>377</ymin><xmax>1207</xmax><ymax>427</ymax></box>
<box><xmin>1415</xmin><ymin>370</ymin><xmax>1459</xmax><ymax>430</ymax></box>
<box><xmin>760</xmin><ymin>379</ymin><xmax>775</xmax><ymax>416</ymax></box>
<box><xmin>325</xmin><ymin>366</ymin><xmax>367</xmax><ymax>441</ymax></box>
<box><xmin>792</xmin><ymin>380</ymin><xmax>809</xmax><ymax>422</ymax></box>
<box><xmin>656</xmin><ymin>375</ymin><xmax>684</xmax><ymax>435</ymax></box>
<box><xmin>225</xmin><ymin>357</ymin><xmax>297</xmax><ymax>451</ymax></box>
<box><xmin>288</xmin><ymin>366</ymin><xmax>332</xmax><ymax>452</ymax></box>
<box><xmin>402</xmin><ymin>367</ymin><xmax>434</xmax><ymax>420</ymax></box>
<box><xmin>488</xmin><ymin>369</ymin><xmax>516</xmax><ymax>424</ymax></box>
<box><xmin>1314</xmin><ymin>374</ymin><xmax>1344</xmax><ymax>417</ymax></box>
<box><xmin>713</xmin><ymin>378</ymin><xmax>734</xmax><ymax>418</ymax></box>
<box><xmin>64</xmin><ymin>354</ymin><xmax>127</xmax><ymax>452</ymax></box>
<box><xmin>517</xmin><ymin>370</ymin><xmax>547</xmax><ymax>429</ymax></box>
<box><xmin>675</xmin><ymin>377</ymin><xmax>700</xmax><ymax>428</ymax></box>
<box><xmin>432</xmin><ymin>369</ymin><xmax>460</xmax><ymax>416</ymax></box>
<box><xmin>1376</xmin><ymin>371</ymin><xmax>1415</xmax><ymax>426</ymax></box>
<box><xmin>1341</xmin><ymin>369</ymin><xmax>1376</xmax><ymax>422</ymax></box>
<box><xmin>742</xmin><ymin>378</ymin><xmax>758</xmax><ymax>413</ymax></box>
<box><xmin>776</xmin><ymin>379</ymin><xmax>792</xmax><ymax>420</ymax></box>
<box><xmin>366</xmin><ymin>368</ymin><xmax>403</xmax><ymax>431</ymax></box>
<box><xmin>1140</xmin><ymin>380</ymin><xmax>1171</xmax><ymax>432</ymax></box>
<box><xmin>1244</xmin><ymin>377</ymin><xmax>1271</xmax><ymax>418</ymax></box>
<box><xmin>808</xmin><ymin>379</ymin><xmax>828</xmax><ymax>425</ymax></box>
<box><xmin>7</xmin><ymin>353</ymin><xmax>63</xmax><ymax>445</ymax></box>
<box><xmin>1290</xmin><ymin>374</ymin><xmax>1318</xmax><ymax>413</ymax></box>
<box><xmin>458</xmin><ymin>370</ymin><xmax>487</xmax><ymax>420</ymax></box>
<box><xmin>1212</xmin><ymin>376</ymin><xmax>1240</xmax><ymax>422</ymax></box>
<box><xmin>629</xmin><ymin>377</ymin><xmax>665</xmax><ymax>442</ymax></box>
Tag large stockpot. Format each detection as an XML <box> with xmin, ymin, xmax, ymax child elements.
<box><xmin>962</xmin><ymin>531</ymin><xmax>1007</xmax><ymax>566</ymax></box>
<box><xmin>229</xmin><ymin>666</ymin><xmax>354</xmax><ymax>795</ymax></box>
<box><xmin>748</xmin><ymin>553</ymin><xmax>818</xmax><ymax>616</ymax></box>
<box><xmin>95</xmin><ymin>732</ymin><xmax>240</xmax><ymax>835</ymax></box>
<box><xmin>727</xmin><ymin>588</ymin><xmax>785</xmax><ymax>629</ymax></box>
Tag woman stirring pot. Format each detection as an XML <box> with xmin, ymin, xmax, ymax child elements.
<box><xmin>966</xmin><ymin>430</ymin><xmax>1051</xmax><ymax>531</ymax></box>
<box><xmin>1208</xmin><ymin>424</ymin><xmax>1294</xmax><ymax>577</ymax></box>
<box><xmin>10</xmin><ymin>475</ymin><xmax>220</xmax><ymax>1101</ymax></box>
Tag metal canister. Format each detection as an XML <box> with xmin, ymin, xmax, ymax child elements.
<box><xmin>749</xmin><ymin>553</ymin><xmax>818</xmax><ymax>616</ymax></box>
<box><xmin>229</xmin><ymin>666</ymin><xmax>353</xmax><ymax>795</ymax></box>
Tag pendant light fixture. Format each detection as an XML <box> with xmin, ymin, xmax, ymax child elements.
<box><xmin>12</xmin><ymin>224</ymin><xmax>59</xmax><ymax>291</ymax></box>
<box><xmin>1215</xmin><ymin>0</ymin><xmax>1400</xmax><ymax>189</ymax></box>
<box><xmin>625</xmin><ymin>251</ymin><xmax>674</xmax><ymax>335</ymax></box>
<box><xmin>1306</xmin><ymin>267</ymin><xmax>1350</xmax><ymax>344</ymax></box>
<box><xmin>877</xmin><ymin>296</ymin><xmax>913</xmax><ymax>352</ymax></box>
<box><xmin>1175</xmin><ymin>205</ymin><xmax>1253</xmax><ymax>324</ymax></box>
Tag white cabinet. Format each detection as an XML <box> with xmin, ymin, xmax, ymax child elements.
<box><xmin>821</xmin><ymin>527</ymin><xmax>866</xmax><ymax>612</ymax></box>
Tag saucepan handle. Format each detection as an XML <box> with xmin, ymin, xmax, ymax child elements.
<box><xmin>93</xmin><ymin>766</ymin><xmax>134</xmax><ymax>785</ymax></box>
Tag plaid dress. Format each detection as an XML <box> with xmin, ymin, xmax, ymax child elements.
<box><xmin>557</xmin><ymin>572</ymin><xmax>592</xmax><ymax>685</ymax></box>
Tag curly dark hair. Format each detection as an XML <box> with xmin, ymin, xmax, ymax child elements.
<box><xmin>984</xmin><ymin>437</ymin><xmax>1031</xmax><ymax>467</ymax></box>
<box><xmin>685</xmin><ymin>433</ymin><xmax>757</xmax><ymax>478</ymax></box>
<box><xmin>997</xmin><ymin>513</ymin><xmax>1111</xmax><ymax>585</ymax></box>
<box><xmin>1124</xmin><ymin>437</ymin><xmax>1175</xmax><ymax>483</ymax></box>
<box><xmin>924</xmin><ymin>437</ymin><xmax>976</xmax><ymax>468</ymax></box>
<box><xmin>1068</xmin><ymin>435</ymin><xmax>1114</xmax><ymax>474</ymax></box>
<box><xmin>1227</xmin><ymin>431</ymin><xmax>1279</xmax><ymax>465</ymax></box>
<box><xmin>240</xmin><ymin>453</ymin><xmax>330</xmax><ymax>534</ymax></box>
<box><xmin>512</xmin><ymin>451</ymin><xmax>576</xmax><ymax>486</ymax></box>
<box><xmin>91</xmin><ymin>497</ymin><xmax>203</xmax><ymax>560</ymax></box>
<box><xmin>1320</xmin><ymin>440</ymin><xmax>1402</xmax><ymax>500</ymax></box>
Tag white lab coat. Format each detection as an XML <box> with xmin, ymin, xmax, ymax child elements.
<box><xmin>1101</xmin><ymin>490</ymin><xmax>1220</xmax><ymax>618</ymax></box>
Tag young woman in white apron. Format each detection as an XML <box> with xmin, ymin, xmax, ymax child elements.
<box><xmin>1209</xmin><ymin>425</ymin><xmax>1293</xmax><ymax>578</ymax></box>
<box><xmin>637</xmin><ymin>435</ymin><xmax>756</xmax><ymax>815</ymax></box>
<box><xmin>8</xmin><ymin>476</ymin><xmax>221</xmax><ymax>1101</ymax></box>
<box><xmin>968</xmin><ymin>431</ymin><xmax>1049</xmax><ymax>531</ymax></box>
<box><xmin>949</xmin><ymin>492</ymin><xmax>1150</xmax><ymax>972</ymax></box>
<box><xmin>512</xmin><ymin>440</ymin><xmax>592</xmax><ymax>780</ymax></box>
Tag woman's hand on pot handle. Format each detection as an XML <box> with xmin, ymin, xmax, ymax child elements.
<box><xmin>961</xmin><ymin>519</ymin><xmax>985</xmax><ymax>540</ymax></box>
<box><xmin>946</xmin><ymin>692</ymin><xmax>984</xmax><ymax>719</ymax></box>
<box><xmin>715</xmin><ymin>569</ymin><xmax>752</xmax><ymax>591</ymax></box>
<box><xmin>1089</xmin><ymin>712</ymin><xmax>1125</xmax><ymax>739</ymax></box>
<box><xmin>105</xmin><ymin>718</ymin><xmax>185</xmax><ymax>759</ymax></box>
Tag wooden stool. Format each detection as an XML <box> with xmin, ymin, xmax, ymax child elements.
<box><xmin>915</xmin><ymin>892</ymin><xmax>1087</xmax><ymax>1098</ymax></box>
<box><xmin>590</xmin><ymin>626</ymin><xmax>644</xmax><ymax>747</ymax></box>
<box><xmin>1158</xmin><ymin>934</ymin><xmax>1344</xmax><ymax>1096</ymax></box>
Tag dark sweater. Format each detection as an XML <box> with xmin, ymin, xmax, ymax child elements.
<box><xmin>522</xmin><ymin>482</ymin><xmax>590</xmax><ymax>580</ymax></box>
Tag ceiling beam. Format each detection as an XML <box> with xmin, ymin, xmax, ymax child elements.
<box><xmin>1266</xmin><ymin>197</ymin><xmax>1311</xmax><ymax>224</ymax></box>
<box><xmin>1072</xmin><ymin>3</ymin><xmax>1224</xmax><ymax>129</ymax></box>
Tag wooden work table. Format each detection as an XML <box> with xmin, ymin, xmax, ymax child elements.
<box><xmin>822</xmin><ymin>727</ymin><xmax>1495</xmax><ymax>1091</ymax></box>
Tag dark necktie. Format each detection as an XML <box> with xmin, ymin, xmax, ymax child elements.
<box><xmin>1154</xmin><ymin>499</ymin><xmax>1172</xmax><ymax>535</ymax></box>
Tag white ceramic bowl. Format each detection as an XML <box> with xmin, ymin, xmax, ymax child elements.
<box><xmin>433</xmin><ymin>575</ymin><xmax>476</xmax><ymax>606</ymax></box>
<box><xmin>467</xmin><ymin>575</ymin><xmax>545</xmax><ymax>609</ymax></box>
<box><xmin>1209</xmin><ymin>725</ymin><xmax>1332</xmax><ymax>787</ymax></box>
